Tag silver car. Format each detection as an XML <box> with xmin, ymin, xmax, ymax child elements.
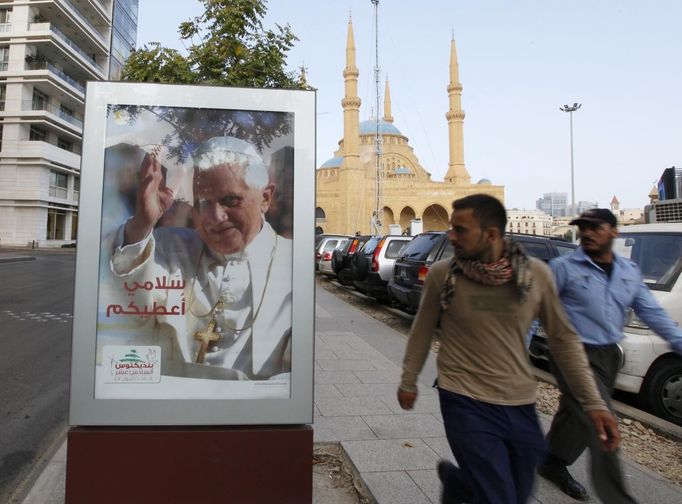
<box><xmin>318</xmin><ymin>236</ymin><xmax>350</xmax><ymax>275</ymax></box>
<box><xmin>351</xmin><ymin>235</ymin><xmax>413</xmax><ymax>299</ymax></box>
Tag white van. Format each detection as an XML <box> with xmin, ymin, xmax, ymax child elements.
<box><xmin>530</xmin><ymin>223</ymin><xmax>682</xmax><ymax>425</ymax></box>
<box><xmin>613</xmin><ymin>223</ymin><xmax>682</xmax><ymax>425</ymax></box>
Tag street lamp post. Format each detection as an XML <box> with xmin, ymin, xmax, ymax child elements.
<box><xmin>559</xmin><ymin>102</ymin><xmax>581</xmax><ymax>242</ymax></box>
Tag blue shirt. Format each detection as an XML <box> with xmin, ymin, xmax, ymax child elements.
<box><xmin>550</xmin><ymin>247</ymin><xmax>682</xmax><ymax>355</ymax></box>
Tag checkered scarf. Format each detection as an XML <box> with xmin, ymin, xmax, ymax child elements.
<box><xmin>440</xmin><ymin>239</ymin><xmax>533</xmax><ymax>311</ymax></box>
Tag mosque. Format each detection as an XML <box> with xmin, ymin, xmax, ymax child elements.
<box><xmin>314</xmin><ymin>19</ymin><xmax>504</xmax><ymax>236</ymax></box>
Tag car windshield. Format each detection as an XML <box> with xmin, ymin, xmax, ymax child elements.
<box><xmin>613</xmin><ymin>232</ymin><xmax>682</xmax><ymax>292</ymax></box>
<box><xmin>322</xmin><ymin>239</ymin><xmax>339</xmax><ymax>253</ymax></box>
<box><xmin>385</xmin><ymin>239</ymin><xmax>410</xmax><ymax>259</ymax></box>
<box><xmin>362</xmin><ymin>237</ymin><xmax>380</xmax><ymax>254</ymax></box>
<box><xmin>555</xmin><ymin>243</ymin><xmax>577</xmax><ymax>256</ymax></box>
<box><xmin>400</xmin><ymin>233</ymin><xmax>442</xmax><ymax>260</ymax></box>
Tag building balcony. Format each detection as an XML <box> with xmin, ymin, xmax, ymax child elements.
<box><xmin>29</xmin><ymin>0</ymin><xmax>109</xmax><ymax>51</ymax></box>
<box><xmin>26</xmin><ymin>60</ymin><xmax>86</xmax><ymax>95</ymax></box>
<box><xmin>59</xmin><ymin>0</ymin><xmax>108</xmax><ymax>45</ymax></box>
<box><xmin>28</xmin><ymin>22</ymin><xmax>105</xmax><ymax>75</ymax></box>
<box><xmin>22</xmin><ymin>100</ymin><xmax>84</xmax><ymax>129</ymax></box>
<box><xmin>0</xmin><ymin>140</ymin><xmax>81</xmax><ymax>170</ymax></box>
<box><xmin>26</xmin><ymin>26</ymin><xmax>104</xmax><ymax>81</ymax></box>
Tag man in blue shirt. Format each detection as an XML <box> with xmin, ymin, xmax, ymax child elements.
<box><xmin>539</xmin><ymin>208</ymin><xmax>682</xmax><ymax>502</ymax></box>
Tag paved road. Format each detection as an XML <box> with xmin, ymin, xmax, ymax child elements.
<box><xmin>0</xmin><ymin>253</ymin><xmax>75</xmax><ymax>503</ymax></box>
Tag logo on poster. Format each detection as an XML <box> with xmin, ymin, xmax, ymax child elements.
<box><xmin>104</xmin><ymin>346</ymin><xmax>161</xmax><ymax>383</ymax></box>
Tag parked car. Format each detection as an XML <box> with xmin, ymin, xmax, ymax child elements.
<box><xmin>315</xmin><ymin>233</ymin><xmax>343</xmax><ymax>248</ymax></box>
<box><xmin>331</xmin><ymin>235</ymin><xmax>372</xmax><ymax>285</ymax></box>
<box><xmin>389</xmin><ymin>232</ymin><xmax>576</xmax><ymax>314</ymax></box>
<box><xmin>351</xmin><ymin>235</ymin><xmax>413</xmax><ymax>300</ymax></box>
<box><xmin>315</xmin><ymin>234</ymin><xmax>350</xmax><ymax>271</ymax></box>
<box><xmin>530</xmin><ymin>223</ymin><xmax>682</xmax><ymax>425</ymax></box>
<box><xmin>388</xmin><ymin>231</ymin><xmax>452</xmax><ymax>313</ymax></box>
<box><xmin>319</xmin><ymin>237</ymin><xmax>350</xmax><ymax>276</ymax></box>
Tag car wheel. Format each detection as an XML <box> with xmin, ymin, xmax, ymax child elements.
<box><xmin>337</xmin><ymin>268</ymin><xmax>353</xmax><ymax>285</ymax></box>
<box><xmin>351</xmin><ymin>253</ymin><xmax>370</xmax><ymax>281</ymax></box>
<box><xmin>331</xmin><ymin>251</ymin><xmax>343</xmax><ymax>274</ymax></box>
<box><xmin>639</xmin><ymin>357</ymin><xmax>682</xmax><ymax>426</ymax></box>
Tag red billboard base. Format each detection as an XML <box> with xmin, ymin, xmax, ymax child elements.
<box><xmin>65</xmin><ymin>425</ymin><xmax>313</xmax><ymax>504</ymax></box>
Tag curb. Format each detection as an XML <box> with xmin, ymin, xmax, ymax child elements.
<box><xmin>13</xmin><ymin>426</ymin><xmax>69</xmax><ymax>504</ymax></box>
<box><xmin>334</xmin><ymin>443</ymin><xmax>378</xmax><ymax>504</ymax></box>
<box><xmin>0</xmin><ymin>256</ymin><xmax>36</xmax><ymax>264</ymax></box>
<box><xmin>533</xmin><ymin>368</ymin><xmax>682</xmax><ymax>440</ymax></box>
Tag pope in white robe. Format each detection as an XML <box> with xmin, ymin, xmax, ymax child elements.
<box><xmin>99</xmin><ymin>136</ymin><xmax>292</xmax><ymax>381</ymax></box>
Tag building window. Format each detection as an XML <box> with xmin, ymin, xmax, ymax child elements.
<box><xmin>0</xmin><ymin>84</ymin><xmax>5</xmax><ymax>111</ymax></box>
<box><xmin>58</xmin><ymin>137</ymin><xmax>72</xmax><ymax>151</ymax></box>
<box><xmin>0</xmin><ymin>46</ymin><xmax>8</xmax><ymax>71</ymax></box>
<box><xmin>71</xmin><ymin>213</ymin><xmax>78</xmax><ymax>240</ymax></box>
<box><xmin>72</xmin><ymin>176</ymin><xmax>79</xmax><ymax>200</ymax></box>
<box><xmin>29</xmin><ymin>125</ymin><xmax>47</xmax><ymax>141</ymax></box>
<box><xmin>32</xmin><ymin>88</ymin><xmax>49</xmax><ymax>110</ymax></box>
<box><xmin>59</xmin><ymin>103</ymin><xmax>73</xmax><ymax>118</ymax></box>
<box><xmin>49</xmin><ymin>170</ymin><xmax>68</xmax><ymax>199</ymax></box>
<box><xmin>46</xmin><ymin>209</ymin><xmax>66</xmax><ymax>240</ymax></box>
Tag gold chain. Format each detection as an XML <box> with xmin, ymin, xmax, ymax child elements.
<box><xmin>187</xmin><ymin>235</ymin><xmax>278</xmax><ymax>333</ymax></box>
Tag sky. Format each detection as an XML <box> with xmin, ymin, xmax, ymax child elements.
<box><xmin>136</xmin><ymin>0</ymin><xmax>682</xmax><ymax>210</ymax></box>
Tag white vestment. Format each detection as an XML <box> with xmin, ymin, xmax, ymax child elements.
<box><xmin>99</xmin><ymin>221</ymin><xmax>292</xmax><ymax>380</ymax></box>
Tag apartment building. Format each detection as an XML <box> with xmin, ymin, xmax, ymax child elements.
<box><xmin>506</xmin><ymin>208</ymin><xmax>553</xmax><ymax>236</ymax></box>
<box><xmin>0</xmin><ymin>0</ymin><xmax>137</xmax><ymax>247</ymax></box>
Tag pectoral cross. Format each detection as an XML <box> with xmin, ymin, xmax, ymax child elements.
<box><xmin>194</xmin><ymin>318</ymin><xmax>221</xmax><ymax>364</ymax></box>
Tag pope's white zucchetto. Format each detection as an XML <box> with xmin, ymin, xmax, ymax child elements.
<box><xmin>192</xmin><ymin>136</ymin><xmax>269</xmax><ymax>190</ymax></box>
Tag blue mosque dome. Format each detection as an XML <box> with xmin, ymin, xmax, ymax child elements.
<box><xmin>320</xmin><ymin>156</ymin><xmax>343</xmax><ymax>168</ymax></box>
<box><xmin>359</xmin><ymin>118</ymin><xmax>402</xmax><ymax>136</ymax></box>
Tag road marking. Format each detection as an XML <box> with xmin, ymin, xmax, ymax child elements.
<box><xmin>0</xmin><ymin>310</ymin><xmax>72</xmax><ymax>324</ymax></box>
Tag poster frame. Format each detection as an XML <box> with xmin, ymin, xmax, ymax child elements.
<box><xmin>69</xmin><ymin>82</ymin><xmax>315</xmax><ymax>425</ymax></box>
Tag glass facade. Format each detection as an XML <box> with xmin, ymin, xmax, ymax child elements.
<box><xmin>536</xmin><ymin>192</ymin><xmax>568</xmax><ymax>218</ymax></box>
<box><xmin>49</xmin><ymin>170</ymin><xmax>68</xmax><ymax>198</ymax></box>
<box><xmin>46</xmin><ymin>208</ymin><xmax>66</xmax><ymax>240</ymax></box>
<box><xmin>109</xmin><ymin>0</ymin><xmax>138</xmax><ymax>79</ymax></box>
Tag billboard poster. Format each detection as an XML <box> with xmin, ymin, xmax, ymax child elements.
<box><xmin>69</xmin><ymin>83</ymin><xmax>315</xmax><ymax>425</ymax></box>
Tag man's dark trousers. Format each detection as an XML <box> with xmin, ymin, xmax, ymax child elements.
<box><xmin>438</xmin><ymin>388</ymin><xmax>545</xmax><ymax>504</ymax></box>
<box><xmin>547</xmin><ymin>344</ymin><xmax>638</xmax><ymax>504</ymax></box>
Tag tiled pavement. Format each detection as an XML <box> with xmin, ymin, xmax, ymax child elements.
<box><xmin>20</xmin><ymin>283</ymin><xmax>682</xmax><ymax>503</ymax></box>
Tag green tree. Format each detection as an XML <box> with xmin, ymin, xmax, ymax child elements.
<box><xmin>116</xmin><ymin>1</ymin><xmax>310</xmax><ymax>163</ymax></box>
<box><xmin>121</xmin><ymin>0</ymin><xmax>306</xmax><ymax>90</ymax></box>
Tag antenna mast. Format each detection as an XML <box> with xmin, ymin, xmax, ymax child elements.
<box><xmin>370</xmin><ymin>0</ymin><xmax>383</xmax><ymax>236</ymax></box>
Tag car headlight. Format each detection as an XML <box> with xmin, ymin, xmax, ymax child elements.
<box><xmin>625</xmin><ymin>308</ymin><xmax>649</xmax><ymax>330</ymax></box>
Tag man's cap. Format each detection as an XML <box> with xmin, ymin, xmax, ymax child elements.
<box><xmin>192</xmin><ymin>136</ymin><xmax>268</xmax><ymax>190</ymax></box>
<box><xmin>569</xmin><ymin>208</ymin><xmax>617</xmax><ymax>227</ymax></box>
<box><xmin>192</xmin><ymin>136</ymin><xmax>265</xmax><ymax>171</ymax></box>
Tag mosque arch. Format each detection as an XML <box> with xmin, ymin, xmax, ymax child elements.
<box><xmin>399</xmin><ymin>206</ymin><xmax>416</xmax><ymax>230</ymax></box>
<box><xmin>382</xmin><ymin>206</ymin><xmax>395</xmax><ymax>226</ymax></box>
<box><xmin>315</xmin><ymin>207</ymin><xmax>326</xmax><ymax>220</ymax></box>
<box><xmin>422</xmin><ymin>204</ymin><xmax>450</xmax><ymax>231</ymax></box>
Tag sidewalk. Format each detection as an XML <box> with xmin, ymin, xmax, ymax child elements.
<box><xmin>20</xmin><ymin>284</ymin><xmax>682</xmax><ymax>503</ymax></box>
<box><xmin>0</xmin><ymin>246</ymin><xmax>76</xmax><ymax>264</ymax></box>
